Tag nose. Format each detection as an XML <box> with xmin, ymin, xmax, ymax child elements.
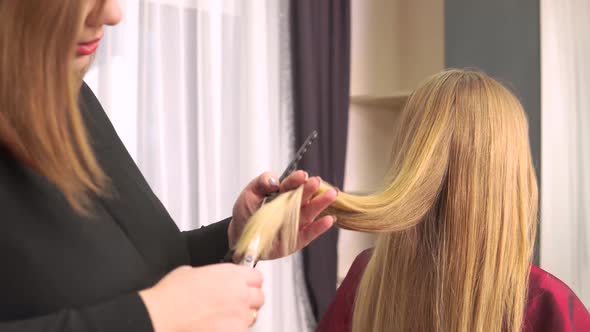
<box><xmin>102</xmin><ymin>0</ymin><xmax>122</xmax><ymax>26</ymax></box>
<box><xmin>88</xmin><ymin>0</ymin><xmax>123</xmax><ymax>27</ymax></box>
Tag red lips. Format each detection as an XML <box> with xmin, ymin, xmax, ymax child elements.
<box><xmin>77</xmin><ymin>37</ymin><xmax>101</xmax><ymax>56</ymax></box>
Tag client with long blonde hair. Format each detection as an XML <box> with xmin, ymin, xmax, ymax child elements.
<box><xmin>234</xmin><ymin>69</ymin><xmax>590</xmax><ymax>331</ymax></box>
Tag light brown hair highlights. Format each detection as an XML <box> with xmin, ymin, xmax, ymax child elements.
<box><xmin>236</xmin><ymin>69</ymin><xmax>538</xmax><ymax>331</ymax></box>
<box><xmin>0</xmin><ymin>0</ymin><xmax>107</xmax><ymax>212</ymax></box>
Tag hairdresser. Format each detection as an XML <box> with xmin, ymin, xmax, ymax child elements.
<box><xmin>0</xmin><ymin>1</ymin><xmax>338</xmax><ymax>332</ymax></box>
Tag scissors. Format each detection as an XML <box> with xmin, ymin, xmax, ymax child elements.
<box><xmin>223</xmin><ymin>130</ymin><xmax>319</xmax><ymax>267</ymax></box>
<box><xmin>262</xmin><ymin>130</ymin><xmax>318</xmax><ymax>205</ymax></box>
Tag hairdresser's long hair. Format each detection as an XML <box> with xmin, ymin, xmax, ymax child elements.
<box><xmin>236</xmin><ymin>69</ymin><xmax>538</xmax><ymax>331</ymax></box>
<box><xmin>0</xmin><ymin>0</ymin><xmax>107</xmax><ymax>212</ymax></box>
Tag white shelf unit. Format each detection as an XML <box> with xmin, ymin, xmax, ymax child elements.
<box><xmin>350</xmin><ymin>93</ymin><xmax>410</xmax><ymax>110</ymax></box>
<box><xmin>338</xmin><ymin>0</ymin><xmax>444</xmax><ymax>286</ymax></box>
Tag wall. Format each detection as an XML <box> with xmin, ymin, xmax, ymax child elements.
<box><xmin>444</xmin><ymin>0</ymin><xmax>541</xmax><ymax>263</ymax></box>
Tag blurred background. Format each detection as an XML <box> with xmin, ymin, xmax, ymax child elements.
<box><xmin>85</xmin><ymin>0</ymin><xmax>589</xmax><ymax>330</ymax></box>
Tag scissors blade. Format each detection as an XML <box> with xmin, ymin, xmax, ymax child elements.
<box><xmin>265</xmin><ymin>130</ymin><xmax>318</xmax><ymax>204</ymax></box>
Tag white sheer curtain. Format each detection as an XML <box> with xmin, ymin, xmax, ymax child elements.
<box><xmin>541</xmin><ymin>0</ymin><xmax>590</xmax><ymax>307</ymax></box>
<box><xmin>85</xmin><ymin>0</ymin><xmax>315</xmax><ymax>329</ymax></box>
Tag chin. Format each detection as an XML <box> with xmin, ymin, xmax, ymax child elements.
<box><xmin>73</xmin><ymin>54</ymin><xmax>95</xmax><ymax>78</ymax></box>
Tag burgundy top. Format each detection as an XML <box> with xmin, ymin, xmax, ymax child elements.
<box><xmin>317</xmin><ymin>250</ymin><xmax>590</xmax><ymax>332</ymax></box>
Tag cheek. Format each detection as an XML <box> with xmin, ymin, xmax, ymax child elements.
<box><xmin>80</xmin><ymin>2</ymin><xmax>94</xmax><ymax>28</ymax></box>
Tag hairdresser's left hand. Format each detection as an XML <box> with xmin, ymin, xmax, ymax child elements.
<box><xmin>229</xmin><ymin>170</ymin><xmax>338</xmax><ymax>259</ymax></box>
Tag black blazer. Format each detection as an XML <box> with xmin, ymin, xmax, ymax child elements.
<box><xmin>0</xmin><ymin>83</ymin><xmax>230</xmax><ymax>331</ymax></box>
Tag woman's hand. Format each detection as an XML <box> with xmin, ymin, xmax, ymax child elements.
<box><xmin>139</xmin><ymin>264</ymin><xmax>264</xmax><ymax>332</ymax></box>
<box><xmin>229</xmin><ymin>170</ymin><xmax>338</xmax><ymax>259</ymax></box>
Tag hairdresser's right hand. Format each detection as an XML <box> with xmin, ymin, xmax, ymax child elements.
<box><xmin>139</xmin><ymin>264</ymin><xmax>264</xmax><ymax>332</ymax></box>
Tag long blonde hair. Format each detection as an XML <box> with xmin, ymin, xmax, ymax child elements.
<box><xmin>236</xmin><ymin>69</ymin><xmax>538</xmax><ymax>331</ymax></box>
<box><xmin>0</xmin><ymin>0</ymin><xmax>107</xmax><ymax>213</ymax></box>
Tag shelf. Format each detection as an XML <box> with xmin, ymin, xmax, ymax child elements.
<box><xmin>350</xmin><ymin>93</ymin><xmax>410</xmax><ymax>110</ymax></box>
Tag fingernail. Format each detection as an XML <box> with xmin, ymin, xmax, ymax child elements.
<box><xmin>269</xmin><ymin>177</ymin><xmax>279</xmax><ymax>187</ymax></box>
<box><xmin>304</xmin><ymin>172</ymin><xmax>309</xmax><ymax>181</ymax></box>
<box><xmin>332</xmin><ymin>216</ymin><xmax>337</xmax><ymax>223</ymax></box>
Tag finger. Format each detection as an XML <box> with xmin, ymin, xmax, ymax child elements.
<box><xmin>300</xmin><ymin>176</ymin><xmax>321</xmax><ymax>205</ymax></box>
<box><xmin>297</xmin><ymin>215</ymin><xmax>336</xmax><ymax>249</ymax></box>
<box><xmin>279</xmin><ymin>170</ymin><xmax>308</xmax><ymax>192</ymax></box>
<box><xmin>251</xmin><ymin>172</ymin><xmax>280</xmax><ymax>196</ymax></box>
<box><xmin>248</xmin><ymin>287</ymin><xmax>265</xmax><ymax>310</ymax></box>
<box><xmin>241</xmin><ymin>309</ymin><xmax>258</xmax><ymax>329</ymax></box>
<box><xmin>236</xmin><ymin>309</ymin><xmax>254</xmax><ymax>330</ymax></box>
<box><xmin>300</xmin><ymin>188</ymin><xmax>338</xmax><ymax>227</ymax></box>
<box><xmin>250</xmin><ymin>310</ymin><xmax>258</xmax><ymax>327</ymax></box>
<box><xmin>241</xmin><ymin>267</ymin><xmax>264</xmax><ymax>288</ymax></box>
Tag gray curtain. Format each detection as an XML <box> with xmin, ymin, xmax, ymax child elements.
<box><xmin>290</xmin><ymin>0</ymin><xmax>351</xmax><ymax>321</ymax></box>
